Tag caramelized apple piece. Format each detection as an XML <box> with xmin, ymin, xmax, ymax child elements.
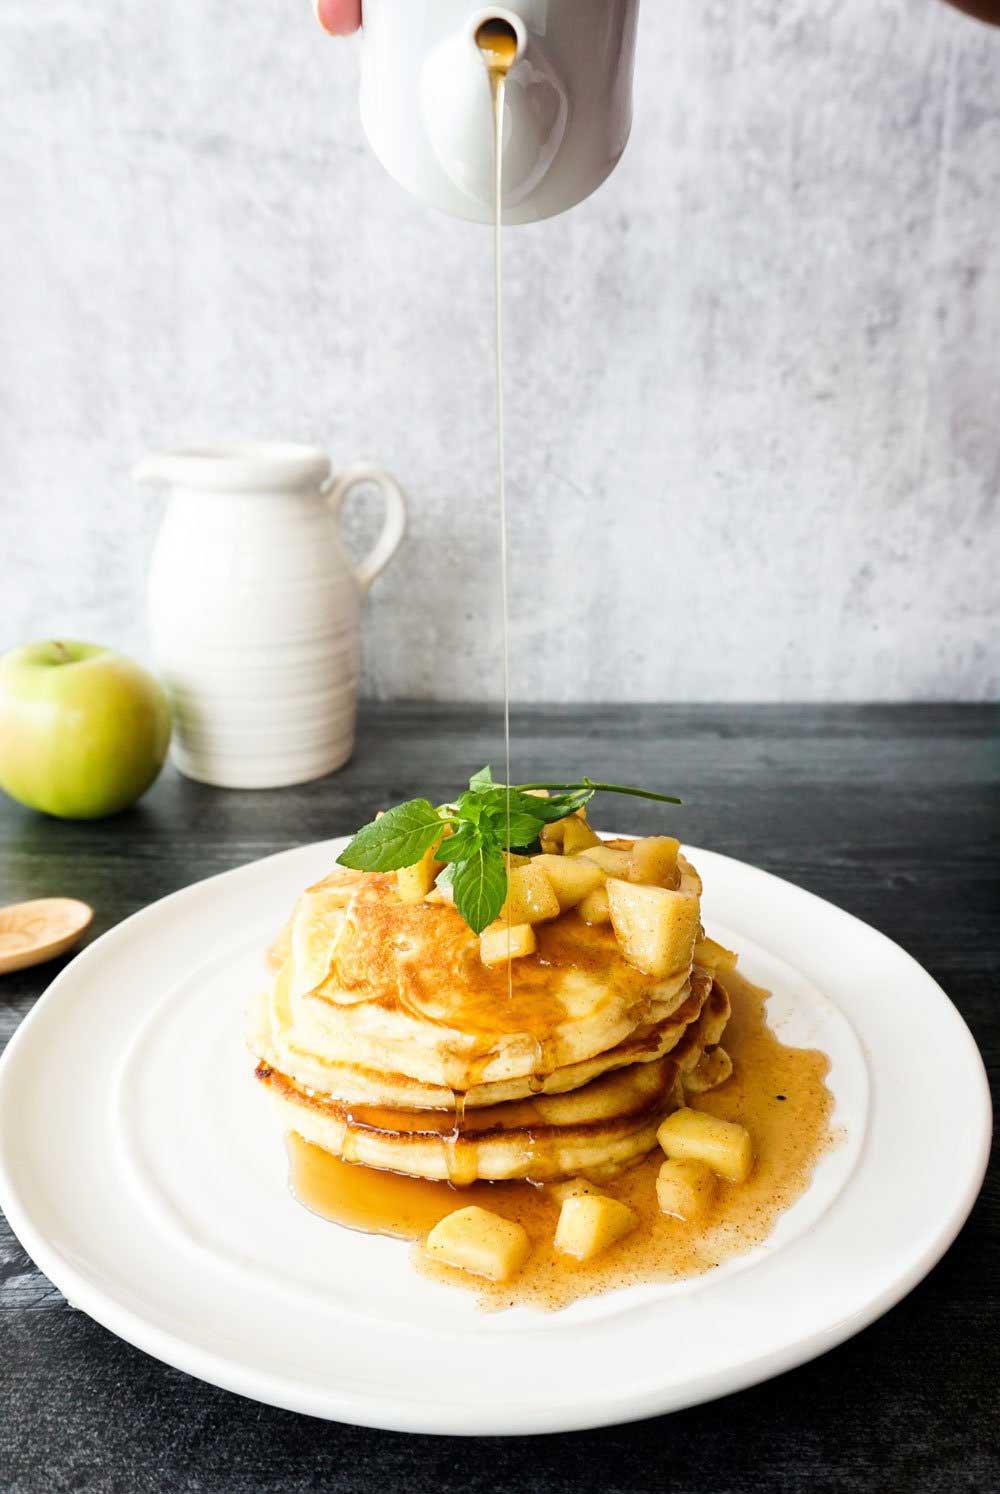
<box><xmin>554</xmin><ymin>1194</ymin><xmax>636</xmax><ymax>1261</ymax></box>
<box><xmin>539</xmin><ymin>807</ymin><xmax>593</xmax><ymax>855</ymax></box>
<box><xmin>560</xmin><ymin>816</ymin><xmax>602</xmax><ymax>855</ymax></box>
<box><xmin>677</xmin><ymin>855</ymin><xmax>703</xmax><ymax>896</ymax></box>
<box><xmin>577</xmin><ymin>845</ymin><xmax>632</xmax><ymax>878</ymax></box>
<box><xmin>503</xmin><ymin>864</ymin><xmax>560</xmax><ymax>925</ymax></box>
<box><xmin>425</xmin><ymin>1206</ymin><xmax>530</xmax><ymax>1282</ymax></box>
<box><xmin>548</xmin><ymin>1177</ymin><xmax>602</xmax><ymax>1204</ymax></box>
<box><xmin>396</xmin><ymin>842</ymin><xmax>443</xmax><ymax>903</ymax></box>
<box><xmin>657</xmin><ymin>1107</ymin><xmax>753</xmax><ymax>1184</ymax></box>
<box><xmin>627</xmin><ymin>836</ymin><xmax>681</xmax><ymax>888</ymax></box>
<box><xmin>693</xmin><ymin>935</ymin><xmax>738</xmax><ymax>972</ymax></box>
<box><xmin>396</xmin><ymin>825</ymin><xmax>453</xmax><ymax>904</ymax></box>
<box><xmin>480</xmin><ymin>922</ymin><xmax>537</xmax><ymax>966</ymax></box>
<box><xmin>605</xmin><ymin>878</ymin><xmax>700</xmax><ymax>977</ymax></box>
<box><xmin>578</xmin><ymin>885</ymin><xmax>611</xmax><ymax>925</ymax></box>
<box><xmin>532</xmin><ymin>854</ymin><xmax>604</xmax><ymax>912</ymax></box>
<box><xmin>684</xmin><ymin>1047</ymin><xmax>734</xmax><ymax>1094</ymax></box>
<box><xmin>655</xmin><ymin>1158</ymin><xmax>717</xmax><ymax>1223</ymax></box>
<box><xmin>539</xmin><ymin>823</ymin><xmax>565</xmax><ymax>855</ymax></box>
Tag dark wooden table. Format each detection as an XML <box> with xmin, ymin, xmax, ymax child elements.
<box><xmin>1</xmin><ymin>705</ymin><xmax>996</xmax><ymax>1493</ymax></box>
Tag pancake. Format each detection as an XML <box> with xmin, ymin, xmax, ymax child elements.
<box><xmin>283</xmin><ymin>873</ymin><xmax>694</xmax><ymax>1091</ymax></box>
<box><xmin>248</xmin><ymin>839</ymin><xmax>735</xmax><ymax>1187</ymax></box>
<box><xmin>256</xmin><ymin>980</ymin><xmax>731</xmax><ymax>1184</ymax></box>
<box><xmin>250</xmin><ymin>966</ymin><xmax>715</xmax><ymax>1110</ymax></box>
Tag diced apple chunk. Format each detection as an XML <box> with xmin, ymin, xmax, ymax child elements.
<box><xmin>628</xmin><ymin>836</ymin><xmax>681</xmax><ymax>888</ymax></box>
<box><xmin>657</xmin><ymin>1107</ymin><xmax>753</xmax><ymax>1184</ymax></box>
<box><xmin>532</xmin><ymin>854</ymin><xmax>604</xmax><ymax>912</ymax></box>
<box><xmin>424</xmin><ymin>1206</ymin><xmax>530</xmax><ymax>1282</ymax></box>
<box><xmin>480</xmin><ymin>922</ymin><xmax>537</xmax><ymax>966</ymax></box>
<box><xmin>578</xmin><ymin>885</ymin><xmax>611</xmax><ymax>925</ymax></box>
<box><xmin>548</xmin><ymin>1177</ymin><xmax>602</xmax><ymax>1204</ymax></box>
<box><xmin>577</xmin><ymin>845</ymin><xmax>632</xmax><ymax>877</ymax></box>
<box><xmin>554</xmin><ymin>1194</ymin><xmax>636</xmax><ymax>1261</ymax></box>
<box><xmin>396</xmin><ymin>841</ymin><xmax>443</xmax><ymax>903</ymax></box>
<box><xmin>677</xmin><ymin>855</ymin><xmax>703</xmax><ymax>896</ymax></box>
<box><xmin>539</xmin><ymin>823</ymin><xmax>564</xmax><ymax>855</ymax></box>
<box><xmin>539</xmin><ymin>808</ymin><xmax>589</xmax><ymax>854</ymax></box>
<box><xmin>655</xmin><ymin>1158</ymin><xmax>717</xmax><ymax>1223</ymax></box>
<box><xmin>503</xmin><ymin>864</ymin><xmax>561</xmax><ymax>925</ymax></box>
<box><xmin>684</xmin><ymin>1046</ymin><xmax>734</xmax><ymax>1093</ymax></box>
<box><xmin>605</xmin><ymin>879</ymin><xmax>700</xmax><ymax>977</ymax></box>
<box><xmin>560</xmin><ymin>816</ymin><xmax>602</xmax><ymax>855</ymax></box>
<box><xmin>693</xmin><ymin>936</ymin><xmax>738</xmax><ymax>972</ymax></box>
<box><xmin>396</xmin><ymin>825</ymin><xmax>453</xmax><ymax>904</ymax></box>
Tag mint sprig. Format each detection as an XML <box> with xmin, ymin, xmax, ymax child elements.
<box><xmin>336</xmin><ymin>769</ymin><xmax>682</xmax><ymax>935</ymax></box>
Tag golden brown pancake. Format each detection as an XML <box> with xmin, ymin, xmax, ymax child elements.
<box><xmin>248</xmin><ymin>849</ymin><xmax>734</xmax><ymax>1184</ymax></box>
<box><xmin>253</xmin><ymin>977</ymin><xmax>731</xmax><ymax>1184</ymax></box>
<box><xmin>283</xmin><ymin>874</ymin><xmax>695</xmax><ymax>1091</ymax></box>
<box><xmin>251</xmin><ymin>967</ymin><xmax>715</xmax><ymax>1110</ymax></box>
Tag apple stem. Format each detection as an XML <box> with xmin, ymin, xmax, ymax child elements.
<box><xmin>53</xmin><ymin>641</ymin><xmax>71</xmax><ymax>664</ymax></box>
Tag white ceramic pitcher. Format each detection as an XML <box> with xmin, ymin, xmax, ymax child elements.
<box><xmin>137</xmin><ymin>442</ymin><xmax>406</xmax><ymax>789</ymax></box>
<box><xmin>359</xmin><ymin>0</ymin><xmax>640</xmax><ymax>224</ymax></box>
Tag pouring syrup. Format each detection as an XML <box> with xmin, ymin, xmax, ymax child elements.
<box><xmin>477</xmin><ymin>18</ymin><xmax>519</xmax><ymax>995</ymax></box>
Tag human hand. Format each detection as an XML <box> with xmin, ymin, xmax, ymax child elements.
<box><xmin>315</xmin><ymin>0</ymin><xmax>361</xmax><ymax>35</ymax></box>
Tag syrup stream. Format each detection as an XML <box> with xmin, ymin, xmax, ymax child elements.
<box><xmin>487</xmin><ymin>49</ymin><xmax>513</xmax><ymax>999</ymax></box>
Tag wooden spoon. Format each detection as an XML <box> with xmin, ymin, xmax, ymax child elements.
<box><xmin>0</xmin><ymin>898</ymin><xmax>94</xmax><ymax>975</ymax></box>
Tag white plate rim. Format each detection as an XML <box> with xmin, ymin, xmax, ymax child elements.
<box><xmin>0</xmin><ymin>839</ymin><xmax>991</xmax><ymax>1436</ymax></box>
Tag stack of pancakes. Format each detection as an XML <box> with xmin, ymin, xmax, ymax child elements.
<box><xmin>249</xmin><ymin>859</ymin><xmax>732</xmax><ymax>1185</ymax></box>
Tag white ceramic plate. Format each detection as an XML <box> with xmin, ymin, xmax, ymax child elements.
<box><xmin>0</xmin><ymin>840</ymin><xmax>990</xmax><ymax>1436</ymax></box>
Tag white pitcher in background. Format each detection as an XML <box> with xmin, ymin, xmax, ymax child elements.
<box><xmin>359</xmin><ymin>0</ymin><xmax>640</xmax><ymax>223</ymax></box>
<box><xmin>137</xmin><ymin>442</ymin><xmax>406</xmax><ymax>789</ymax></box>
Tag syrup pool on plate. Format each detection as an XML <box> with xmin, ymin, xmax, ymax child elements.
<box><xmin>287</xmin><ymin>971</ymin><xmax>834</xmax><ymax>1312</ymax></box>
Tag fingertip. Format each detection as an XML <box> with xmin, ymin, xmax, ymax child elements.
<box><xmin>315</xmin><ymin>0</ymin><xmax>362</xmax><ymax>35</ymax></box>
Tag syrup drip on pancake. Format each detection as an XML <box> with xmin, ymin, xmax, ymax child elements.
<box><xmin>444</xmin><ymin>1090</ymin><xmax>477</xmax><ymax>1187</ymax></box>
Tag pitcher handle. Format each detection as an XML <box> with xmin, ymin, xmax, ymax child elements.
<box><xmin>324</xmin><ymin>462</ymin><xmax>407</xmax><ymax>594</ymax></box>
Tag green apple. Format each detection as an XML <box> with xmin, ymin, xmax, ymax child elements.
<box><xmin>0</xmin><ymin>640</ymin><xmax>172</xmax><ymax>819</ymax></box>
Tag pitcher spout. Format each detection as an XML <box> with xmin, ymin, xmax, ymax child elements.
<box><xmin>470</xmin><ymin>9</ymin><xmax>527</xmax><ymax>70</ymax></box>
<box><xmin>418</xmin><ymin>7</ymin><xmax>567</xmax><ymax>219</ymax></box>
<box><xmin>358</xmin><ymin>0</ymin><xmax>637</xmax><ymax>226</ymax></box>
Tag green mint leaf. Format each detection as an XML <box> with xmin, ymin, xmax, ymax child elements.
<box><xmin>337</xmin><ymin>799</ymin><xmax>445</xmax><ymax>873</ymax></box>
<box><xmin>455</xmin><ymin>790</ymin><xmax>488</xmax><ymax>826</ymax></box>
<box><xmin>435</xmin><ymin>863</ymin><xmax>456</xmax><ymax>891</ymax></box>
<box><xmin>469</xmin><ymin>766</ymin><xmax>494</xmax><ymax>792</ymax></box>
<box><xmin>435</xmin><ymin>824</ymin><xmax>481</xmax><ymax>865</ymax></box>
<box><xmin>452</xmin><ymin>847</ymin><xmax>507</xmax><ymax>934</ymax></box>
<box><xmin>497</xmin><ymin>811</ymin><xmax>545</xmax><ymax>847</ymax></box>
<box><xmin>505</xmin><ymin>788</ymin><xmax>594</xmax><ymax>824</ymax></box>
<box><xmin>461</xmin><ymin>784</ymin><xmax>589</xmax><ymax>829</ymax></box>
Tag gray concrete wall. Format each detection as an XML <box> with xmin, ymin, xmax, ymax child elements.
<box><xmin>2</xmin><ymin>0</ymin><xmax>998</xmax><ymax>702</ymax></box>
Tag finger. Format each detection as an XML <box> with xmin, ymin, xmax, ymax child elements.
<box><xmin>315</xmin><ymin>0</ymin><xmax>362</xmax><ymax>34</ymax></box>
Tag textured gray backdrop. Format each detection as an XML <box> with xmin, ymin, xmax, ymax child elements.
<box><xmin>2</xmin><ymin>0</ymin><xmax>998</xmax><ymax>702</ymax></box>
